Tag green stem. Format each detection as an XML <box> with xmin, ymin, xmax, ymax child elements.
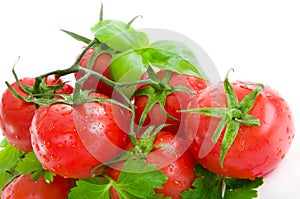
<box><xmin>32</xmin><ymin>66</ymin><xmax>80</xmax><ymax>94</ymax></box>
<box><xmin>73</xmin><ymin>38</ymin><xmax>99</xmax><ymax>66</ymax></box>
<box><xmin>116</xmin><ymin>79</ymin><xmax>155</xmax><ymax>88</ymax></box>
<box><xmin>73</xmin><ymin>72</ymin><xmax>91</xmax><ymax>104</ymax></box>
<box><xmin>32</xmin><ymin>38</ymin><xmax>99</xmax><ymax>94</ymax></box>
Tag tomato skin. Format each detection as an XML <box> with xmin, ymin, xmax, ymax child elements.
<box><xmin>106</xmin><ymin>131</ymin><xmax>196</xmax><ymax>199</ymax></box>
<box><xmin>185</xmin><ymin>81</ymin><xmax>295</xmax><ymax>179</ymax></box>
<box><xmin>1</xmin><ymin>174</ymin><xmax>72</xmax><ymax>199</ymax></box>
<box><xmin>30</xmin><ymin>93</ymin><xmax>129</xmax><ymax>179</ymax></box>
<box><xmin>0</xmin><ymin>77</ymin><xmax>73</xmax><ymax>152</ymax></box>
<box><xmin>75</xmin><ymin>48</ymin><xmax>113</xmax><ymax>97</ymax></box>
<box><xmin>0</xmin><ymin>78</ymin><xmax>35</xmax><ymax>152</ymax></box>
<box><xmin>134</xmin><ymin>71</ymin><xmax>207</xmax><ymax>134</ymax></box>
<box><xmin>148</xmin><ymin>132</ymin><xmax>196</xmax><ymax>199</ymax></box>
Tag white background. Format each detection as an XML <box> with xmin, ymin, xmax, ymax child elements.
<box><xmin>0</xmin><ymin>0</ymin><xmax>299</xmax><ymax>198</ymax></box>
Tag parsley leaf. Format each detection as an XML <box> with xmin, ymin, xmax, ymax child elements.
<box><xmin>15</xmin><ymin>151</ymin><xmax>55</xmax><ymax>183</ymax></box>
<box><xmin>69</xmin><ymin>180</ymin><xmax>112</xmax><ymax>199</ymax></box>
<box><xmin>181</xmin><ymin>164</ymin><xmax>223</xmax><ymax>199</ymax></box>
<box><xmin>223</xmin><ymin>178</ymin><xmax>263</xmax><ymax>199</ymax></box>
<box><xmin>0</xmin><ymin>139</ymin><xmax>23</xmax><ymax>192</ymax></box>
<box><xmin>181</xmin><ymin>164</ymin><xmax>263</xmax><ymax>199</ymax></box>
<box><xmin>68</xmin><ymin>158</ymin><xmax>167</xmax><ymax>199</ymax></box>
<box><xmin>113</xmin><ymin>158</ymin><xmax>167</xmax><ymax>198</ymax></box>
<box><xmin>0</xmin><ymin>139</ymin><xmax>23</xmax><ymax>172</ymax></box>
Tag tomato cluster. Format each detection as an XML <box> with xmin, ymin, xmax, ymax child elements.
<box><xmin>0</xmin><ymin>13</ymin><xmax>295</xmax><ymax>199</ymax></box>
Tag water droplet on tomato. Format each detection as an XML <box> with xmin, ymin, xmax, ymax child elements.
<box><xmin>277</xmin><ymin>149</ymin><xmax>282</xmax><ymax>157</ymax></box>
<box><xmin>50</xmin><ymin>155</ymin><xmax>61</xmax><ymax>161</ymax></box>
<box><xmin>71</xmin><ymin>143</ymin><xmax>77</xmax><ymax>148</ymax></box>
<box><xmin>168</xmin><ymin>165</ymin><xmax>176</xmax><ymax>173</ymax></box>
<box><xmin>61</xmin><ymin>108</ymin><xmax>73</xmax><ymax>115</ymax></box>
<box><xmin>237</xmin><ymin>140</ymin><xmax>245</xmax><ymax>151</ymax></box>
<box><xmin>46</xmin><ymin>141</ymin><xmax>51</xmax><ymax>148</ymax></box>
<box><xmin>286</xmin><ymin>126</ymin><xmax>290</xmax><ymax>134</ymax></box>
<box><xmin>63</xmin><ymin>129</ymin><xmax>75</xmax><ymax>134</ymax></box>
<box><xmin>35</xmin><ymin>144</ymin><xmax>40</xmax><ymax>151</ymax></box>
<box><xmin>48</xmin><ymin>123</ymin><xmax>55</xmax><ymax>131</ymax></box>
<box><xmin>38</xmin><ymin>122</ymin><xmax>43</xmax><ymax>128</ymax></box>
<box><xmin>43</xmin><ymin>156</ymin><xmax>50</xmax><ymax>163</ymax></box>
<box><xmin>239</xmin><ymin>83</ymin><xmax>252</xmax><ymax>90</ymax></box>
<box><xmin>266</xmin><ymin>93</ymin><xmax>273</xmax><ymax>100</ymax></box>
<box><xmin>40</xmin><ymin>111</ymin><xmax>47</xmax><ymax>118</ymax></box>
<box><xmin>173</xmin><ymin>180</ymin><xmax>183</xmax><ymax>188</ymax></box>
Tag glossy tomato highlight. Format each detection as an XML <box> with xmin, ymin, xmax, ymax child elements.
<box><xmin>185</xmin><ymin>81</ymin><xmax>295</xmax><ymax>179</ymax></box>
<box><xmin>30</xmin><ymin>93</ymin><xmax>129</xmax><ymax>179</ymax></box>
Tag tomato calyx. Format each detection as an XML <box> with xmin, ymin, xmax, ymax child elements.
<box><xmin>90</xmin><ymin>124</ymin><xmax>173</xmax><ymax>177</ymax></box>
<box><xmin>183</xmin><ymin>69</ymin><xmax>264</xmax><ymax>167</ymax></box>
<box><xmin>133</xmin><ymin>67</ymin><xmax>195</xmax><ymax>131</ymax></box>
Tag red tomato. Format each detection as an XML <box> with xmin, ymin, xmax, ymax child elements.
<box><xmin>30</xmin><ymin>93</ymin><xmax>129</xmax><ymax>178</ymax></box>
<box><xmin>75</xmin><ymin>47</ymin><xmax>113</xmax><ymax>97</ymax></box>
<box><xmin>44</xmin><ymin>76</ymin><xmax>74</xmax><ymax>95</ymax></box>
<box><xmin>134</xmin><ymin>71</ymin><xmax>207</xmax><ymax>134</ymax></box>
<box><xmin>0</xmin><ymin>77</ymin><xmax>73</xmax><ymax>152</ymax></box>
<box><xmin>185</xmin><ymin>81</ymin><xmax>295</xmax><ymax>179</ymax></box>
<box><xmin>1</xmin><ymin>174</ymin><xmax>72</xmax><ymax>199</ymax></box>
<box><xmin>106</xmin><ymin>131</ymin><xmax>196</xmax><ymax>199</ymax></box>
<box><xmin>0</xmin><ymin>78</ymin><xmax>35</xmax><ymax>152</ymax></box>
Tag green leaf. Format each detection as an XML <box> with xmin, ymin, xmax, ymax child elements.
<box><xmin>181</xmin><ymin>164</ymin><xmax>263</xmax><ymax>199</ymax></box>
<box><xmin>68</xmin><ymin>180</ymin><xmax>111</xmax><ymax>199</ymax></box>
<box><xmin>224</xmin><ymin>178</ymin><xmax>263</xmax><ymax>199</ymax></box>
<box><xmin>0</xmin><ymin>140</ymin><xmax>23</xmax><ymax>193</ymax></box>
<box><xmin>0</xmin><ymin>140</ymin><xmax>23</xmax><ymax>172</ymax></box>
<box><xmin>15</xmin><ymin>152</ymin><xmax>54</xmax><ymax>182</ymax></box>
<box><xmin>0</xmin><ymin>171</ymin><xmax>15</xmax><ymax>191</ymax></box>
<box><xmin>150</xmin><ymin>40</ymin><xmax>198</xmax><ymax>66</ymax></box>
<box><xmin>115</xmin><ymin>158</ymin><xmax>167</xmax><ymax>198</ymax></box>
<box><xmin>91</xmin><ymin>20</ymin><xmax>149</xmax><ymax>51</ymax></box>
<box><xmin>81</xmin><ymin>177</ymin><xmax>109</xmax><ymax>185</ymax></box>
<box><xmin>181</xmin><ymin>164</ymin><xmax>223</xmax><ymax>199</ymax></box>
<box><xmin>61</xmin><ymin>29</ymin><xmax>91</xmax><ymax>44</ymax></box>
<box><xmin>110</xmin><ymin>50</ymin><xmax>147</xmax><ymax>97</ymax></box>
<box><xmin>15</xmin><ymin>152</ymin><xmax>42</xmax><ymax>174</ymax></box>
<box><xmin>139</xmin><ymin>42</ymin><xmax>203</xmax><ymax>79</ymax></box>
<box><xmin>69</xmin><ymin>158</ymin><xmax>167</xmax><ymax>199</ymax></box>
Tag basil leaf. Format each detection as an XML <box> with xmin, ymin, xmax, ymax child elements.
<box><xmin>138</xmin><ymin>40</ymin><xmax>204</xmax><ymax>78</ymax></box>
<box><xmin>91</xmin><ymin>20</ymin><xmax>149</xmax><ymax>51</ymax></box>
<box><xmin>110</xmin><ymin>50</ymin><xmax>147</xmax><ymax>97</ymax></box>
